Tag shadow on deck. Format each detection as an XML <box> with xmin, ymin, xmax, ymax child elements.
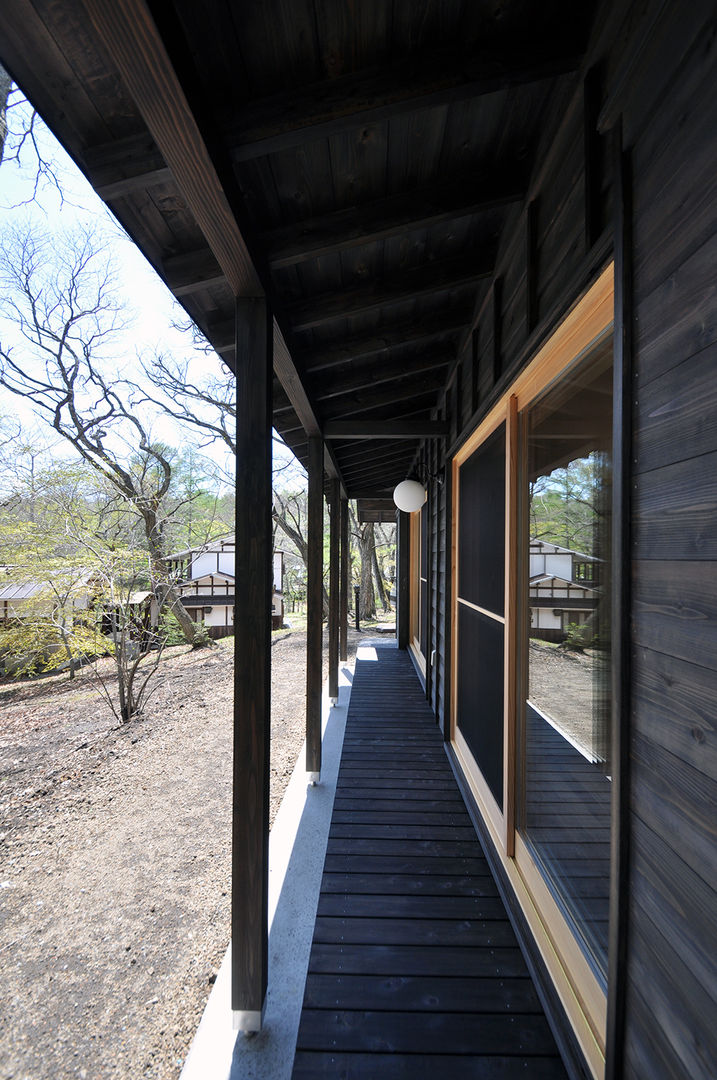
<box><xmin>291</xmin><ymin>646</ymin><xmax>568</xmax><ymax>1078</ymax></box>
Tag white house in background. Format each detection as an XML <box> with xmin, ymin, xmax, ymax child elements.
<box><xmin>165</xmin><ymin>538</ymin><xmax>284</xmax><ymax>638</ymax></box>
<box><xmin>0</xmin><ymin>568</ymin><xmax>91</xmax><ymax>625</ymax></box>
<box><xmin>529</xmin><ymin>539</ymin><xmax>601</xmax><ymax>643</ymax></box>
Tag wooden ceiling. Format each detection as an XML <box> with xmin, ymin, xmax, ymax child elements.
<box><xmin>0</xmin><ymin>0</ymin><xmax>598</xmax><ymax>498</ymax></box>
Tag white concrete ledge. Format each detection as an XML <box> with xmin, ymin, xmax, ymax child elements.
<box><xmin>179</xmin><ymin>658</ymin><xmax>357</xmax><ymax>1080</ymax></box>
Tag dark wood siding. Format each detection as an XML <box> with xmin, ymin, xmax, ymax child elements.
<box><xmin>426</xmin><ymin>3</ymin><xmax>717</xmax><ymax>1076</ymax></box>
<box><xmin>620</xmin><ymin>4</ymin><xmax>717</xmax><ymax>1075</ymax></box>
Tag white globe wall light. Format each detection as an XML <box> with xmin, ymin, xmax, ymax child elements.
<box><xmin>393</xmin><ymin>478</ymin><xmax>427</xmax><ymax>513</ymax></box>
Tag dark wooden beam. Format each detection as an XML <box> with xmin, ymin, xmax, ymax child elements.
<box><xmin>584</xmin><ymin>66</ymin><xmax>603</xmax><ymax>251</ymax></box>
<box><xmin>335</xmin><ymin>443</ymin><xmax>410</xmax><ymax>467</ymax></box>
<box><xmin>306</xmin><ymin>369</ymin><xmax>446</xmax><ymax>424</ymax></box>
<box><xmin>328</xmin><ymin>479</ymin><xmax>340</xmax><ymax>701</ymax></box>
<box><xmin>356</xmin><ymin>499</ymin><xmax>397</xmax><ymax>523</ymax></box>
<box><xmin>605</xmin><ymin>123</ymin><xmax>632</xmax><ymax>1080</ymax></box>
<box><xmin>163</xmin><ymin>248</ymin><xmax>226</xmax><ymax>296</ymax></box>
<box><xmin>226</xmin><ymin>47</ymin><xmax>582</xmax><ymax>161</ymax></box>
<box><xmin>300</xmin><ymin>310</ymin><xmax>469</xmax><ymax>373</ymax></box>
<box><xmin>83</xmin><ymin>130</ymin><xmax>167</xmax><ymax>189</ymax></box>
<box><xmin>325</xmin><ymin>421</ymin><xmax>449</xmax><ymax>440</ymax></box>
<box><xmin>265</xmin><ymin>172</ymin><xmax>524</xmax><ymax>269</ymax></box>
<box><xmin>96</xmin><ymin>166</ymin><xmax>173</xmax><ymax>200</ymax></box>
<box><xmin>288</xmin><ymin>251</ymin><xmax>494</xmax><ymax>332</ymax></box>
<box><xmin>339</xmin><ymin>498</ymin><xmax>349</xmax><ymax>663</ymax></box>
<box><xmin>344</xmin><ymin>459</ymin><xmax>412</xmax><ymax>486</ymax></box>
<box><xmin>311</xmin><ymin>349</ymin><xmax>452</xmax><ymax>403</ymax></box>
<box><xmin>82</xmin><ymin>0</ymin><xmax>260</xmax><ymax>295</ymax></box>
<box><xmin>492</xmin><ymin>276</ymin><xmax>503</xmax><ymax>384</ymax></box>
<box><xmin>80</xmin><ymin>0</ymin><xmax>346</xmax><ymax>497</ymax></box>
<box><xmin>526</xmin><ymin>198</ymin><xmax>539</xmax><ymax>334</ymax></box>
<box><xmin>231</xmin><ymin>296</ymin><xmax>272</xmax><ymax>1029</ymax></box>
<box><xmin>306</xmin><ymin>436</ymin><xmax>324</xmax><ymax>780</ymax></box>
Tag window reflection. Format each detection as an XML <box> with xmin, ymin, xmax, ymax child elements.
<box><xmin>521</xmin><ymin>337</ymin><xmax>612</xmax><ymax>980</ymax></box>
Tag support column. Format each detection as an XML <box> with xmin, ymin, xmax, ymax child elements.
<box><xmin>397</xmin><ymin>510</ymin><xmax>410</xmax><ymax>649</ymax></box>
<box><xmin>306</xmin><ymin>436</ymin><xmax>324</xmax><ymax>780</ymax></box>
<box><xmin>328</xmin><ymin>479</ymin><xmax>340</xmax><ymax>700</ymax></box>
<box><xmin>232</xmin><ymin>296</ymin><xmax>272</xmax><ymax>1031</ymax></box>
<box><xmin>339</xmin><ymin>497</ymin><xmax>349</xmax><ymax>663</ymax></box>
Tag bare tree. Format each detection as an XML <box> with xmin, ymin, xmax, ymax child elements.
<box><xmin>0</xmin><ymin>63</ymin><xmax>11</xmax><ymax>166</ymax></box>
<box><xmin>0</xmin><ymin>221</ymin><xmax>201</xmax><ymax>646</ymax></box>
<box><xmin>0</xmin><ymin>65</ymin><xmax>65</xmax><ymax>202</ymax></box>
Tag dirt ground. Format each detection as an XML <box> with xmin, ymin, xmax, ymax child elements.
<box><xmin>528</xmin><ymin>639</ymin><xmax>605</xmax><ymax>757</ymax></box>
<box><xmin>0</xmin><ymin>628</ymin><xmax>364</xmax><ymax>1080</ymax></box>
<box><xmin>0</xmin><ymin>625</ymin><xmax>593</xmax><ymax>1080</ymax></box>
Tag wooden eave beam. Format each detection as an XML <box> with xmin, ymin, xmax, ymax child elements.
<box><xmin>226</xmin><ymin>47</ymin><xmax>582</xmax><ymax>161</ymax></box>
<box><xmin>80</xmin><ymin>0</ymin><xmax>345</xmax><ymax>495</ymax></box>
<box><xmin>289</xmin><ymin>251</ymin><xmax>494</xmax><ymax>332</ymax></box>
<box><xmin>264</xmin><ymin>172</ymin><xmax>525</xmax><ymax>269</ymax></box>
<box><xmin>324</xmin><ymin>421</ymin><xmax>449</xmax><ymax>440</ymax></box>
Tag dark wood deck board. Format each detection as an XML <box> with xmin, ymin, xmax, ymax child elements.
<box><xmin>291</xmin><ymin>647</ymin><xmax>568</xmax><ymax>1076</ymax></box>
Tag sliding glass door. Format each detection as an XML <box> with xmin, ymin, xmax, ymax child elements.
<box><xmin>451</xmin><ymin>265</ymin><xmax>615</xmax><ymax>1076</ymax></box>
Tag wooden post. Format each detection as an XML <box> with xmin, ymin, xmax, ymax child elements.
<box><xmin>397</xmin><ymin>509</ymin><xmax>409</xmax><ymax>649</ymax></box>
<box><xmin>328</xmin><ymin>479</ymin><xmax>340</xmax><ymax>700</ymax></box>
<box><xmin>605</xmin><ymin>121</ymin><xmax>632</xmax><ymax>1080</ymax></box>
<box><xmin>306</xmin><ymin>436</ymin><xmax>324</xmax><ymax>780</ymax></box>
<box><xmin>232</xmin><ymin>296</ymin><xmax>272</xmax><ymax>1031</ymax></box>
<box><xmin>339</xmin><ymin>497</ymin><xmax>349</xmax><ymax>662</ymax></box>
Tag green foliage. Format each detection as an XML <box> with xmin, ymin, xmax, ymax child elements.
<box><xmin>160</xmin><ymin>611</ymin><xmax>211</xmax><ymax>649</ymax></box>
<box><xmin>563</xmin><ymin>622</ymin><xmax>587</xmax><ymax>653</ymax></box>
<box><xmin>529</xmin><ymin>454</ymin><xmax>608</xmax><ymax>553</ymax></box>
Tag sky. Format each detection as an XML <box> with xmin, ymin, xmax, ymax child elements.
<box><xmin>0</xmin><ymin>88</ymin><xmax>305</xmax><ymax>490</ymax></box>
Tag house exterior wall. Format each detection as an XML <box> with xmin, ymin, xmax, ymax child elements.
<box><xmin>616</xmin><ymin>5</ymin><xmax>717</xmax><ymax>1076</ymax></box>
<box><xmin>419</xmin><ymin>2</ymin><xmax>716</xmax><ymax>1076</ymax></box>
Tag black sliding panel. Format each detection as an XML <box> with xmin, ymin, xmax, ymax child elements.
<box><xmin>458</xmin><ymin>423</ymin><xmax>506</xmax><ymax>616</ymax></box>
<box><xmin>457</xmin><ymin>604</ymin><xmax>504</xmax><ymax>805</ymax></box>
<box><xmin>455</xmin><ymin>420</ymin><xmax>507</xmax><ymax>812</ymax></box>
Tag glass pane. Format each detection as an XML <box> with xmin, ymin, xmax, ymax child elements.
<box><xmin>521</xmin><ymin>337</ymin><xmax>612</xmax><ymax>980</ymax></box>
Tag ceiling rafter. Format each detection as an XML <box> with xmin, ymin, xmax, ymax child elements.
<box><xmin>79</xmin><ymin>0</ymin><xmax>345</xmax><ymax>490</ymax></box>
<box><xmin>225</xmin><ymin>47</ymin><xmax>582</xmax><ymax>161</ymax></box>
<box><xmin>310</xmin><ymin>348</ymin><xmax>453</xmax><ymax>403</ymax></box>
<box><xmin>163</xmin><ymin>248</ymin><xmax>227</xmax><ymax>296</ymax></box>
<box><xmin>324</xmin><ymin>421</ymin><xmax>449</xmax><ymax>440</ymax></box>
<box><xmin>264</xmin><ymin>170</ymin><xmax>525</xmax><ymax>269</ymax></box>
<box><xmin>288</xmin><ymin>250</ymin><xmax>494</xmax><ymax>332</ymax></box>
<box><xmin>298</xmin><ymin>309</ymin><xmax>471</xmax><ymax>373</ymax></box>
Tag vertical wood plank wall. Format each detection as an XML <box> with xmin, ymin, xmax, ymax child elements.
<box><xmin>617</xmin><ymin>5</ymin><xmax>717</xmax><ymax>1076</ymax></box>
<box><xmin>422</xmin><ymin>1</ymin><xmax>717</xmax><ymax>1075</ymax></box>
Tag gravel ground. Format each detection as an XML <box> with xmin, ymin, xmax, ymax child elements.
<box><xmin>0</xmin><ymin>628</ymin><xmax>362</xmax><ymax>1080</ymax></box>
<box><xmin>528</xmin><ymin>639</ymin><xmax>606</xmax><ymax>756</ymax></box>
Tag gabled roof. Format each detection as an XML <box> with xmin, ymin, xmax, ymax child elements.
<box><xmin>530</xmin><ymin>539</ymin><xmax>599</xmax><ymax>562</ymax></box>
<box><xmin>530</xmin><ymin>574</ymin><xmax>596</xmax><ymax>593</ymax></box>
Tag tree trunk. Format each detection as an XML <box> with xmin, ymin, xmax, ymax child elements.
<box><xmin>358</xmin><ymin>522</ymin><xmax>376</xmax><ymax>620</ymax></box>
<box><xmin>142</xmin><ymin>505</ymin><xmax>200</xmax><ymax>647</ymax></box>
<box><xmin>372</xmin><ymin>541</ymin><xmax>391</xmax><ymax>612</ymax></box>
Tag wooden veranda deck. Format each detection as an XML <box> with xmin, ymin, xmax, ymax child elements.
<box><xmin>291</xmin><ymin>646</ymin><xmax>568</xmax><ymax>1078</ymax></box>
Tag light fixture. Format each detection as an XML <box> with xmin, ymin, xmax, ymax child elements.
<box><xmin>392</xmin><ymin>478</ymin><xmax>427</xmax><ymax>513</ymax></box>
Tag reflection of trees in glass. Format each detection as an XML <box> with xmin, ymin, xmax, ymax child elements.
<box><xmin>529</xmin><ymin>453</ymin><xmax>606</xmax><ymax>554</ymax></box>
